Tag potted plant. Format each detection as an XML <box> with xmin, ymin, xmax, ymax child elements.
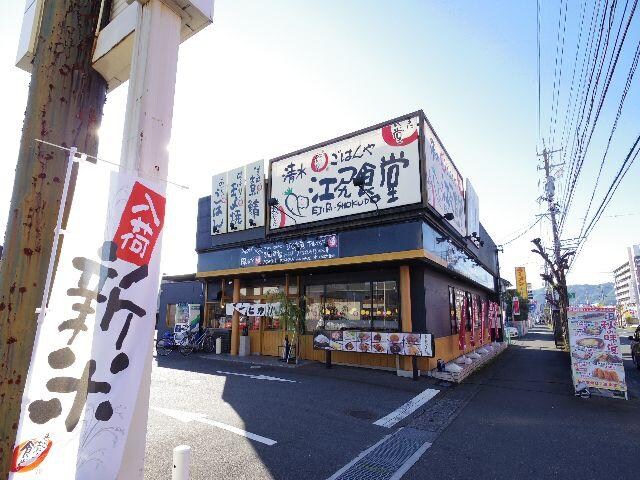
<box><xmin>271</xmin><ymin>292</ymin><xmax>305</xmax><ymax>364</ymax></box>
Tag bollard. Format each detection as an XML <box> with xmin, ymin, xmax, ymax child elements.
<box><xmin>172</xmin><ymin>445</ymin><xmax>191</xmax><ymax>480</ymax></box>
<box><xmin>215</xmin><ymin>337</ymin><xmax>222</xmax><ymax>355</ymax></box>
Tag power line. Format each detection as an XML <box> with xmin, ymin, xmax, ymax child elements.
<box><xmin>499</xmin><ymin>216</ymin><xmax>543</xmax><ymax>246</ymax></box>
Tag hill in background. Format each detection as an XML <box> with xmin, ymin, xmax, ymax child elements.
<box><xmin>531</xmin><ymin>282</ymin><xmax>616</xmax><ymax>307</ymax></box>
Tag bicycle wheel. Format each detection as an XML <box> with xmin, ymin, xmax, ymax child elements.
<box><xmin>179</xmin><ymin>342</ymin><xmax>194</xmax><ymax>356</ymax></box>
<box><xmin>156</xmin><ymin>339</ymin><xmax>173</xmax><ymax>356</ymax></box>
<box><xmin>203</xmin><ymin>336</ymin><xmax>215</xmax><ymax>353</ymax></box>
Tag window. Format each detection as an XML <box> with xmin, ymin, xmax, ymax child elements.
<box><xmin>324</xmin><ymin>283</ymin><xmax>371</xmax><ymax>331</ymax></box>
<box><xmin>305</xmin><ymin>285</ymin><xmax>324</xmax><ymax>331</ymax></box>
<box><xmin>372</xmin><ymin>281</ymin><xmax>399</xmax><ymax>330</ymax></box>
<box><xmin>304</xmin><ymin>280</ymin><xmax>399</xmax><ymax>332</ymax></box>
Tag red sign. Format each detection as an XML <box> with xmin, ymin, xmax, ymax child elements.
<box><xmin>113</xmin><ymin>181</ymin><xmax>166</xmax><ymax>266</ymax></box>
<box><xmin>512</xmin><ymin>296</ymin><xmax>520</xmax><ymax>316</ymax></box>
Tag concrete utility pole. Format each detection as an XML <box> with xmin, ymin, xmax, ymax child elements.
<box><xmin>115</xmin><ymin>2</ymin><xmax>182</xmax><ymax>476</ymax></box>
<box><xmin>534</xmin><ymin>147</ymin><xmax>572</xmax><ymax>347</ymax></box>
<box><xmin>0</xmin><ymin>0</ymin><xmax>107</xmax><ymax>472</ymax></box>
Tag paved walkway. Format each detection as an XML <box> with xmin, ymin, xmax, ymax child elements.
<box><xmin>404</xmin><ymin>326</ymin><xmax>640</xmax><ymax>479</ymax></box>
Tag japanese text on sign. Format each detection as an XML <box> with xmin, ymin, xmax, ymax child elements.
<box><xmin>270</xmin><ymin>116</ymin><xmax>421</xmax><ymax>229</ymax></box>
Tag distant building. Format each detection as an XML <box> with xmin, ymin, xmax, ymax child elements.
<box><xmin>613</xmin><ymin>244</ymin><xmax>640</xmax><ymax>320</ymax></box>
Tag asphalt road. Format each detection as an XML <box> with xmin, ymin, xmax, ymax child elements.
<box><xmin>143</xmin><ymin>328</ymin><xmax>640</xmax><ymax>479</ymax></box>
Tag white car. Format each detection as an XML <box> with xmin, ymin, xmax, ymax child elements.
<box><xmin>505</xmin><ymin>326</ymin><xmax>519</xmax><ymax>338</ymax></box>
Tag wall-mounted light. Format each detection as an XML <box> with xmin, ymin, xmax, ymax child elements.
<box><xmin>436</xmin><ymin>236</ymin><xmax>449</xmax><ymax>244</ymax></box>
<box><xmin>443</xmin><ymin>213</ymin><xmax>455</xmax><ymax>221</ymax></box>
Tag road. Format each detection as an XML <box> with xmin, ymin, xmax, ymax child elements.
<box><xmin>143</xmin><ymin>327</ymin><xmax>640</xmax><ymax>479</ymax></box>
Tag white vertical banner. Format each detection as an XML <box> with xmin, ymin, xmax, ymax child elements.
<box><xmin>10</xmin><ymin>164</ymin><xmax>165</xmax><ymax>478</ymax></box>
<box><xmin>465</xmin><ymin>179</ymin><xmax>480</xmax><ymax>247</ymax></box>
<box><xmin>424</xmin><ymin>120</ymin><xmax>466</xmax><ymax>235</ymax></box>
<box><xmin>244</xmin><ymin>160</ymin><xmax>264</xmax><ymax>229</ymax></box>
<box><xmin>211</xmin><ymin>172</ymin><xmax>227</xmax><ymax>235</ymax></box>
<box><xmin>227</xmin><ymin>166</ymin><xmax>245</xmax><ymax>232</ymax></box>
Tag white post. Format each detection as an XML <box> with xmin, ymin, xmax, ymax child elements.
<box><xmin>172</xmin><ymin>445</ymin><xmax>191</xmax><ymax>480</ymax></box>
<box><xmin>116</xmin><ymin>0</ymin><xmax>182</xmax><ymax>478</ymax></box>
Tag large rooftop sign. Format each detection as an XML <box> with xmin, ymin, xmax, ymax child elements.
<box><xmin>423</xmin><ymin>119</ymin><xmax>466</xmax><ymax>236</ymax></box>
<box><xmin>269</xmin><ymin>114</ymin><xmax>422</xmax><ymax>229</ymax></box>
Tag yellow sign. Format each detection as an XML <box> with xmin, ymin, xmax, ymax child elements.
<box><xmin>515</xmin><ymin>267</ymin><xmax>528</xmax><ymax>299</ymax></box>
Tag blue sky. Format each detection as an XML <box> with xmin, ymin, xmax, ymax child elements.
<box><xmin>0</xmin><ymin>0</ymin><xmax>638</xmax><ymax>289</ymax></box>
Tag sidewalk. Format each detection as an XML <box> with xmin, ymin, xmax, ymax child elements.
<box><xmin>404</xmin><ymin>326</ymin><xmax>640</xmax><ymax>479</ymax></box>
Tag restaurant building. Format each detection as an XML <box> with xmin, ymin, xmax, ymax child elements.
<box><xmin>159</xmin><ymin>111</ymin><xmax>504</xmax><ymax>376</ymax></box>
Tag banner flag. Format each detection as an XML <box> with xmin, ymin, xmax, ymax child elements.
<box><xmin>11</xmin><ymin>165</ymin><xmax>165</xmax><ymax>478</ymax></box>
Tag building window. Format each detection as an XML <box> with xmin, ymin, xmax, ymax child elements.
<box><xmin>372</xmin><ymin>281</ymin><xmax>399</xmax><ymax>330</ymax></box>
<box><xmin>324</xmin><ymin>282</ymin><xmax>371</xmax><ymax>331</ymax></box>
<box><xmin>305</xmin><ymin>280</ymin><xmax>399</xmax><ymax>332</ymax></box>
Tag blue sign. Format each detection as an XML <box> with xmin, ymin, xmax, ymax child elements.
<box><xmin>240</xmin><ymin>234</ymin><xmax>339</xmax><ymax>267</ymax></box>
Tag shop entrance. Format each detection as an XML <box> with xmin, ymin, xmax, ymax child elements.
<box><xmin>204</xmin><ymin>275</ymin><xmax>299</xmax><ymax>357</ymax></box>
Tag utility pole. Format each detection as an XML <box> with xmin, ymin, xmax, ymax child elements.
<box><xmin>533</xmin><ymin>147</ymin><xmax>573</xmax><ymax>348</ymax></box>
<box><xmin>0</xmin><ymin>0</ymin><xmax>107</xmax><ymax>472</ymax></box>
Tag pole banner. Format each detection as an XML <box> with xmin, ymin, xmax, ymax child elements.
<box><xmin>10</xmin><ymin>166</ymin><xmax>165</xmax><ymax>478</ymax></box>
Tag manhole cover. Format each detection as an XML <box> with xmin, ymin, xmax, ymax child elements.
<box><xmin>347</xmin><ymin>410</ymin><xmax>376</xmax><ymax>420</ymax></box>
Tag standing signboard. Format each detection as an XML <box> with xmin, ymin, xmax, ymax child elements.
<box><xmin>11</xmin><ymin>166</ymin><xmax>165</xmax><ymax>477</ymax></box>
<box><xmin>568</xmin><ymin>307</ymin><xmax>627</xmax><ymax>399</ymax></box>
<box><xmin>269</xmin><ymin>115</ymin><xmax>422</xmax><ymax>229</ymax></box>
<box><xmin>211</xmin><ymin>172</ymin><xmax>227</xmax><ymax>235</ymax></box>
<box><xmin>512</xmin><ymin>296</ymin><xmax>520</xmax><ymax>317</ymax></box>
<box><xmin>515</xmin><ymin>267</ymin><xmax>528</xmax><ymax>300</ymax></box>
<box><xmin>227</xmin><ymin>166</ymin><xmax>245</xmax><ymax>232</ymax></box>
<box><xmin>423</xmin><ymin>119</ymin><xmax>466</xmax><ymax>235</ymax></box>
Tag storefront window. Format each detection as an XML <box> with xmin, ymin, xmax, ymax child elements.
<box><xmin>372</xmin><ymin>281</ymin><xmax>399</xmax><ymax>330</ymax></box>
<box><xmin>324</xmin><ymin>282</ymin><xmax>371</xmax><ymax>331</ymax></box>
<box><xmin>305</xmin><ymin>285</ymin><xmax>324</xmax><ymax>331</ymax></box>
<box><xmin>206</xmin><ymin>302</ymin><xmax>230</xmax><ymax>329</ymax></box>
<box><xmin>305</xmin><ymin>280</ymin><xmax>399</xmax><ymax>332</ymax></box>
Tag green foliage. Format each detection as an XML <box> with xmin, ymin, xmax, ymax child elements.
<box><xmin>271</xmin><ymin>292</ymin><xmax>306</xmax><ymax>338</ymax></box>
<box><xmin>502</xmin><ymin>290</ymin><xmax>529</xmax><ymax>321</ymax></box>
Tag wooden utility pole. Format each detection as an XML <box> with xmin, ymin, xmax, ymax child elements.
<box><xmin>0</xmin><ymin>0</ymin><xmax>107</xmax><ymax>472</ymax></box>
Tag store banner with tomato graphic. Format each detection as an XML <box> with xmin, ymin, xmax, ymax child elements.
<box><xmin>269</xmin><ymin>115</ymin><xmax>422</xmax><ymax>228</ymax></box>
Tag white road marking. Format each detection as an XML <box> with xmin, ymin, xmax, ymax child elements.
<box><xmin>373</xmin><ymin>388</ymin><xmax>439</xmax><ymax>428</ymax></box>
<box><xmin>216</xmin><ymin>370</ymin><xmax>297</xmax><ymax>383</ymax></box>
<box><xmin>151</xmin><ymin>406</ymin><xmax>277</xmax><ymax>446</ymax></box>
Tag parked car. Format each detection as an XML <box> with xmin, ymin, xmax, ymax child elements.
<box><xmin>629</xmin><ymin>327</ymin><xmax>640</xmax><ymax>370</ymax></box>
<box><xmin>505</xmin><ymin>326</ymin><xmax>519</xmax><ymax>338</ymax></box>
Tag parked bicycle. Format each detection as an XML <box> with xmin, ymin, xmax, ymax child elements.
<box><xmin>177</xmin><ymin>330</ymin><xmax>215</xmax><ymax>356</ymax></box>
<box><xmin>155</xmin><ymin>331</ymin><xmax>176</xmax><ymax>356</ymax></box>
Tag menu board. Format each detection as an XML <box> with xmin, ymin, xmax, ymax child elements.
<box><xmin>568</xmin><ymin>307</ymin><xmax>627</xmax><ymax>398</ymax></box>
<box><xmin>313</xmin><ymin>330</ymin><xmax>435</xmax><ymax>357</ymax></box>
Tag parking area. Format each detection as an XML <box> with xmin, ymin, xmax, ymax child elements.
<box><xmin>144</xmin><ymin>354</ymin><xmax>444</xmax><ymax>479</ymax></box>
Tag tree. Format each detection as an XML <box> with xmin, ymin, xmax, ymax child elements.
<box><xmin>0</xmin><ymin>1</ymin><xmax>107</xmax><ymax>471</ymax></box>
<box><xmin>271</xmin><ymin>292</ymin><xmax>306</xmax><ymax>363</ymax></box>
<box><xmin>531</xmin><ymin>237</ymin><xmax>574</xmax><ymax>348</ymax></box>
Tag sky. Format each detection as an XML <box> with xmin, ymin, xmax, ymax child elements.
<box><xmin>0</xmin><ymin>0</ymin><xmax>638</xmax><ymax>290</ymax></box>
